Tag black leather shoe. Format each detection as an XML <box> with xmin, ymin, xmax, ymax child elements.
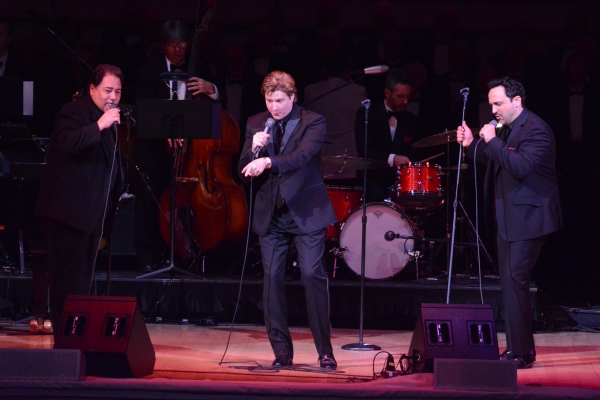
<box><xmin>499</xmin><ymin>349</ymin><xmax>514</xmax><ymax>360</ymax></box>
<box><xmin>513</xmin><ymin>354</ymin><xmax>535</xmax><ymax>369</ymax></box>
<box><xmin>318</xmin><ymin>354</ymin><xmax>337</xmax><ymax>369</ymax></box>
<box><xmin>272</xmin><ymin>355</ymin><xmax>293</xmax><ymax>367</ymax></box>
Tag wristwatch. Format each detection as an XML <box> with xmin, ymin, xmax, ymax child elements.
<box><xmin>263</xmin><ymin>157</ymin><xmax>272</xmax><ymax>168</ymax></box>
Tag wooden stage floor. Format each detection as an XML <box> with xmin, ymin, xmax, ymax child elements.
<box><xmin>1</xmin><ymin>323</ymin><xmax>600</xmax><ymax>399</ymax></box>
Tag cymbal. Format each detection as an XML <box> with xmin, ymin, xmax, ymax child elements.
<box><xmin>443</xmin><ymin>163</ymin><xmax>469</xmax><ymax>171</ymax></box>
<box><xmin>321</xmin><ymin>154</ymin><xmax>388</xmax><ymax>170</ymax></box>
<box><xmin>412</xmin><ymin>130</ymin><xmax>458</xmax><ymax>148</ymax></box>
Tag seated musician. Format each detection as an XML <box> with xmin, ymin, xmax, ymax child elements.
<box><xmin>134</xmin><ymin>20</ymin><xmax>220</xmax><ymax>272</ymax></box>
<box><xmin>354</xmin><ymin>69</ymin><xmax>419</xmax><ymax>202</ymax></box>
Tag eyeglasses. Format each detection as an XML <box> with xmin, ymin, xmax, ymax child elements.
<box><xmin>165</xmin><ymin>42</ymin><xmax>187</xmax><ymax>50</ymax></box>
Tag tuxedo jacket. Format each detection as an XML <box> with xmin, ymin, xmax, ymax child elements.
<box><xmin>238</xmin><ymin>105</ymin><xmax>337</xmax><ymax>236</ymax></box>
<box><xmin>467</xmin><ymin>108</ymin><xmax>562</xmax><ymax>241</ymax></box>
<box><xmin>355</xmin><ymin>101</ymin><xmax>419</xmax><ymax>162</ymax></box>
<box><xmin>35</xmin><ymin>96</ymin><xmax>123</xmax><ymax>234</ymax></box>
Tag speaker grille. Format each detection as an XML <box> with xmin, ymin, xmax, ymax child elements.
<box><xmin>0</xmin><ymin>349</ymin><xmax>85</xmax><ymax>381</ymax></box>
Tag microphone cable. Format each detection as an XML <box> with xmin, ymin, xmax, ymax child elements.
<box><xmin>90</xmin><ymin>107</ymin><xmax>121</xmax><ymax>297</ymax></box>
<box><xmin>219</xmin><ymin>160</ymin><xmax>258</xmax><ymax>366</ymax></box>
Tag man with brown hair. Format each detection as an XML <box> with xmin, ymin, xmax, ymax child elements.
<box><xmin>239</xmin><ymin>71</ymin><xmax>338</xmax><ymax>369</ymax></box>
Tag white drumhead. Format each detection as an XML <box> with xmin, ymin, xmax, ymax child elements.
<box><xmin>339</xmin><ymin>202</ymin><xmax>414</xmax><ymax>279</ymax></box>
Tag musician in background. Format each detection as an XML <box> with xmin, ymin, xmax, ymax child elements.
<box><xmin>134</xmin><ymin>20</ymin><xmax>219</xmax><ymax>272</ymax></box>
<box><xmin>354</xmin><ymin>69</ymin><xmax>418</xmax><ymax>202</ymax></box>
<box><xmin>239</xmin><ymin>71</ymin><xmax>338</xmax><ymax>369</ymax></box>
<box><xmin>35</xmin><ymin>64</ymin><xmax>124</xmax><ymax>337</ymax></box>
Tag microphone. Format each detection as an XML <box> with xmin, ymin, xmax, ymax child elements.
<box><xmin>384</xmin><ymin>231</ymin><xmax>398</xmax><ymax>241</ymax></box>
<box><xmin>363</xmin><ymin>65</ymin><xmax>389</xmax><ymax>75</ymax></box>
<box><xmin>109</xmin><ymin>103</ymin><xmax>119</xmax><ymax>132</ymax></box>
<box><xmin>253</xmin><ymin>118</ymin><xmax>276</xmax><ymax>159</ymax></box>
<box><xmin>479</xmin><ymin>120</ymin><xmax>498</xmax><ymax>138</ymax></box>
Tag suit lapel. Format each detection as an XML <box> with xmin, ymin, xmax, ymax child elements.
<box><xmin>279</xmin><ymin>117</ymin><xmax>300</xmax><ymax>154</ymax></box>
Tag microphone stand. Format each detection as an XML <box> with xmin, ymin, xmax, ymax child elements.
<box><xmin>301</xmin><ymin>66</ymin><xmax>388</xmax><ymax>108</ymax></box>
<box><xmin>446</xmin><ymin>89</ymin><xmax>469</xmax><ymax>303</ymax></box>
<box><xmin>342</xmin><ymin>99</ymin><xmax>381</xmax><ymax>351</ymax></box>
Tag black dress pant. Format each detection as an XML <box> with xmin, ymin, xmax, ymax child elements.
<box><xmin>41</xmin><ymin>217</ymin><xmax>101</xmax><ymax>339</ymax></box>
<box><xmin>259</xmin><ymin>206</ymin><xmax>333</xmax><ymax>360</ymax></box>
<box><xmin>497</xmin><ymin>234</ymin><xmax>548</xmax><ymax>355</ymax></box>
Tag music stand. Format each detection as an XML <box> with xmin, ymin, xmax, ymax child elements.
<box><xmin>135</xmin><ymin>99</ymin><xmax>221</xmax><ymax>279</ymax></box>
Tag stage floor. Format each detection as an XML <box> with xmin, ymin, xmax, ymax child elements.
<box><xmin>1</xmin><ymin>323</ymin><xmax>600</xmax><ymax>399</ymax></box>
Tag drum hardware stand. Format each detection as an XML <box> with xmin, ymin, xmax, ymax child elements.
<box><xmin>342</xmin><ymin>99</ymin><xmax>381</xmax><ymax>352</ymax></box>
<box><xmin>329</xmin><ymin>246</ymin><xmax>347</xmax><ymax>278</ymax></box>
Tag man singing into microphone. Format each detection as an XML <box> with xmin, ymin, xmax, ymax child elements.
<box><xmin>456</xmin><ymin>76</ymin><xmax>562</xmax><ymax>369</ymax></box>
<box><xmin>239</xmin><ymin>71</ymin><xmax>338</xmax><ymax>369</ymax></box>
<box><xmin>36</xmin><ymin>64</ymin><xmax>124</xmax><ymax>337</ymax></box>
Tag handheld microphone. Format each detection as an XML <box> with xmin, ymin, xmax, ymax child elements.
<box><xmin>253</xmin><ymin>118</ymin><xmax>276</xmax><ymax>159</ymax></box>
<box><xmin>108</xmin><ymin>103</ymin><xmax>119</xmax><ymax>132</ymax></box>
<box><xmin>479</xmin><ymin>120</ymin><xmax>498</xmax><ymax>138</ymax></box>
<box><xmin>363</xmin><ymin>65</ymin><xmax>389</xmax><ymax>75</ymax></box>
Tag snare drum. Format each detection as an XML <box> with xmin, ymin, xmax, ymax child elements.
<box><xmin>339</xmin><ymin>202</ymin><xmax>414</xmax><ymax>279</ymax></box>
<box><xmin>393</xmin><ymin>162</ymin><xmax>443</xmax><ymax>209</ymax></box>
<box><xmin>326</xmin><ymin>186</ymin><xmax>362</xmax><ymax>239</ymax></box>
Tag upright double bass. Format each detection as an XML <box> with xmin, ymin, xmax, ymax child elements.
<box><xmin>159</xmin><ymin>1</ymin><xmax>248</xmax><ymax>263</ymax></box>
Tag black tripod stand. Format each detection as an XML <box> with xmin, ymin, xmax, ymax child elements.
<box><xmin>135</xmin><ymin>98</ymin><xmax>221</xmax><ymax>279</ymax></box>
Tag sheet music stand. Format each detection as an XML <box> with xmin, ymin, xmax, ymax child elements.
<box><xmin>134</xmin><ymin>99</ymin><xmax>221</xmax><ymax>279</ymax></box>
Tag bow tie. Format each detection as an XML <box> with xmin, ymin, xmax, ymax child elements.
<box><xmin>387</xmin><ymin>110</ymin><xmax>402</xmax><ymax>120</ymax></box>
<box><xmin>569</xmin><ymin>89</ymin><xmax>584</xmax><ymax>96</ymax></box>
<box><xmin>170</xmin><ymin>63</ymin><xmax>187</xmax><ymax>72</ymax></box>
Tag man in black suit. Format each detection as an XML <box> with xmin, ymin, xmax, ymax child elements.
<box><xmin>239</xmin><ymin>71</ymin><xmax>338</xmax><ymax>369</ymax></box>
<box><xmin>355</xmin><ymin>69</ymin><xmax>419</xmax><ymax>203</ymax></box>
<box><xmin>134</xmin><ymin>20</ymin><xmax>219</xmax><ymax>272</ymax></box>
<box><xmin>35</xmin><ymin>64</ymin><xmax>124</xmax><ymax>337</ymax></box>
<box><xmin>457</xmin><ymin>77</ymin><xmax>562</xmax><ymax>369</ymax></box>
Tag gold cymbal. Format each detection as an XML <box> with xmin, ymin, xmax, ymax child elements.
<box><xmin>412</xmin><ymin>130</ymin><xmax>458</xmax><ymax>148</ymax></box>
<box><xmin>321</xmin><ymin>154</ymin><xmax>388</xmax><ymax>170</ymax></box>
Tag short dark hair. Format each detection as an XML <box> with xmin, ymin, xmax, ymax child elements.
<box><xmin>88</xmin><ymin>64</ymin><xmax>123</xmax><ymax>94</ymax></box>
<box><xmin>159</xmin><ymin>20</ymin><xmax>191</xmax><ymax>44</ymax></box>
<box><xmin>385</xmin><ymin>69</ymin><xmax>411</xmax><ymax>92</ymax></box>
<box><xmin>488</xmin><ymin>76</ymin><xmax>526</xmax><ymax>106</ymax></box>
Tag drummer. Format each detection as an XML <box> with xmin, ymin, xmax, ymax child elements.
<box><xmin>354</xmin><ymin>69</ymin><xmax>420</xmax><ymax>202</ymax></box>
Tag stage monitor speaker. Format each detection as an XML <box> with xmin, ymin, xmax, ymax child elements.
<box><xmin>54</xmin><ymin>295</ymin><xmax>155</xmax><ymax>378</ymax></box>
<box><xmin>408</xmin><ymin>303</ymin><xmax>498</xmax><ymax>372</ymax></box>
<box><xmin>0</xmin><ymin>348</ymin><xmax>85</xmax><ymax>381</ymax></box>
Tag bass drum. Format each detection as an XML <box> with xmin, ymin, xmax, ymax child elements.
<box><xmin>339</xmin><ymin>202</ymin><xmax>414</xmax><ymax>279</ymax></box>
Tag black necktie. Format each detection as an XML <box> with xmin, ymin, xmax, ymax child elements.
<box><xmin>274</xmin><ymin>122</ymin><xmax>285</xmax><ymax>154</ymax></box>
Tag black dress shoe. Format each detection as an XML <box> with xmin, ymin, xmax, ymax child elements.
<box><xmin>513</xmin><ymin>354</ymin><xmax>535</xmax><ymax>369</ymax></box>
<box><xmin>499</xmin><ymin>349</ymin><xmax>514</xmax><ymax>360</ymax></box>
<box><xmin>272</xmin><ymin>355</ymin><xmax>293</xmax><ymax>367</ymax></box>
<box><xmin>318</xmin><ymin>354</ymin><xmax>337</xmax><ymax>369</ymax></box>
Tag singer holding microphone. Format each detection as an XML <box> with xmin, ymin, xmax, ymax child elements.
<box><xmin>35</xmin><ymin>64</ymin><xmax>124</xmax><ymax>337</ymax></box>
<box><xmin>456</xmin><ymin>77</ymin><xmax>562</xmax><ymax>369</ymax></box>
<box><xmin>238</xmin><ymin>71</ymin><xmax>338</xmax><ymax>369</ymax></box>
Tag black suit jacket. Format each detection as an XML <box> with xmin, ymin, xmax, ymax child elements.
<box><xmin>467</xmin><ymin>108</ymin><xmax>562</xmax><ymax>241</ymax></box>
<box><xmin>35</xmin><ymin>96</ymin><xmax>123</xmax><ymax>234</ymax></box>
<box><xmin>238</xmin><ymin>105</ymin><xmax>337</xmax><ymax>236</ymax></box>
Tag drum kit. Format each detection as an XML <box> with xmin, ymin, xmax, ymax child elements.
<box><xmin>322</xmin><ymin>129</ymin><xmax>487</xmax><ymax>280</ymax></box>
